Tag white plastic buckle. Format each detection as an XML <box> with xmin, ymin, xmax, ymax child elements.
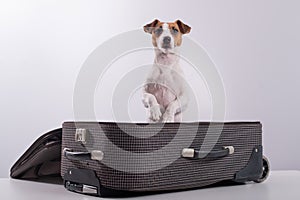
<box><xmin>224</xmin><ymin>146</ymin><xmax>235</xmax><ymax>154</ymax></box>
<box><xmin>75</xmin><ymin>128</ymin><xmax>88</xmax><ymax>144</ymax></box>
<box><xmin>91</xmin><ymin>150</ymin><xmax>104</xmax><ymax>161</ymax></box>
<box><xmin>181</xmin><ymin>148</ymin><xmax>195</xmax><ymax>158</ymax></box>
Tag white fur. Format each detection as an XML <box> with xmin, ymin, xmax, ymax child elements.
<box><xmin>156</xmin><ymin>23</ymin><xmax>175</xmax><ymax>54</ymax></box>
<box><xmin>142</xmin><ymin>24</ymin><xmax>189</xmax><ymax>123</ymax></box>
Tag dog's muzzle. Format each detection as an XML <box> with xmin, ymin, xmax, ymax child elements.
<box><xmin>162</xmin><ymin>36</ymin><xmax>171</xmax><ymax>49</ymax></box>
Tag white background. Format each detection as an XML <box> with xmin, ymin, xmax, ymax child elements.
<box><xmin>0</xmin><ymin>0</ymin><xmax>299</xmax><ymax>178</ymax></box>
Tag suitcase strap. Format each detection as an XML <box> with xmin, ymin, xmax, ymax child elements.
<box><xmin>63</xmin><ymin>146</ymin><xmax>234</xmax><ymax>162</ymax></box>
<box><xmin>181</xmin><ymin>146</ymin><xmax>234</xmax><ymax>159</ymax></box>
<box><xmin>63</xmin><ymin>148</ymin><xmax>104</xmax><ymax>161</ymax></box>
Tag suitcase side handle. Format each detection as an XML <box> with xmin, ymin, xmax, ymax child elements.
<box><xmin>181</xmin><ymin>146</ymin><xmax>234</xmax><ymax>159</ymax></box>
<box><xmin>64</xmin><ymin>146</ymin><xmax>233</xmax><ymax>162</ymax></box>
<box><xmin>63</xmin><ymin>148</ymin><xmax>104</xmax><ymax>161</ymax></box>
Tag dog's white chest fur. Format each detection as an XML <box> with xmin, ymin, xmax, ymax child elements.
<box><xmin>145</xmin><ymin>66</ymin><xmax>179</xmax><ymax>108</ymax></box>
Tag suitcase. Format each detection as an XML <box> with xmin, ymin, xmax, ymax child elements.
<box><xmin>61</xmin><ymin>121</ymin><xmax>270</xmax><ymax>197</ymax></box>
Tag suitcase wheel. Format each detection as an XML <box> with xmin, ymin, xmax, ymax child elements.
<box><xmin>254</xmin><ymin>156</ymin><xmax>270</xmax><ymax>183</ymax></box>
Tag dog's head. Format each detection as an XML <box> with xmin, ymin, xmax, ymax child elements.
<box><xmin>144</xmin><ymin>19</ymin><xmax>191</xmax><ymax>54</ymax></box>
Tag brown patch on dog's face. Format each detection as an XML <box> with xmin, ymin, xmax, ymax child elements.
<box><xmin>144</xmin><ymin>19</ymin><xmax>164</xmax><ymax>47</ymax></box>
<box><xmin>143</xmin><ymin>19</ymin><xmax>191</xmax><ymax>50</ymax></box>
<box><xmin>167</xmin><ymin>22</ymin><xmax>183</xmax><ymax>46</ymax></box>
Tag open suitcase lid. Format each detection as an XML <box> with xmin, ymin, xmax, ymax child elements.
<box><xmin>10</xmin><ymin>128</ymin><xmax>63</xmax><ymax>184</ymax></box>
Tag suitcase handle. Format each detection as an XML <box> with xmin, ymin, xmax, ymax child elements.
<box><xmin>63</xmin><ymin>148</ymin><xmax>104</xmax><ymax>161</ymax></box>
<box><xmin>64</xmin><ymin>146</ymin><xmax>233</xmax><ymax>161</ymax></box>
<box><xmin>181</xmin><ymin>146</ymin><xmax>234</xmax><ymax>159</ymax></box>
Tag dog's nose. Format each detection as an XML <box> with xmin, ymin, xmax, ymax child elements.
<box><xmin>163</xmin><ymin>36</ymin><xmax>171</xmax><ymax>44</ymax></box>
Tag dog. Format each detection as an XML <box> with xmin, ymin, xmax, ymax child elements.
<box><xmin>142</xmin><ymin>19</ymin><xmax>191</xmax><ymax>122</ymax></box>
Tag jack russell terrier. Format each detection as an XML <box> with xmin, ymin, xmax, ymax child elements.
<box><xmin>142</xmin><ymin>19</ymin><xmax>191</xmax><ymax>123</ymax></box>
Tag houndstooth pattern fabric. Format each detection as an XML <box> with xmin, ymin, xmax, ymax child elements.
<box><xmin>61</xmin><ymin>122</ymin><xmax>262</xmax><ymax>192</ymax></box>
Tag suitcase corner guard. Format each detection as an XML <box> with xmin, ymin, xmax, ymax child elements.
<box><xmin>63</xmin><ymin>168</ymin><xmax>131</xmax><ymax>197</ymax></box>
<box><xmin>233</xmin><ymin>145</ymin><xmax>270</xmax><ymax>183</ymax></box>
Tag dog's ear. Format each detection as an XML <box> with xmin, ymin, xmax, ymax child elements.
<box><xmin>144</xmin><ymin>19</ymin><xmax>160</xmax><ymax>34</ymax></box>
<box><xmin>175</xmin><ymin>20</ymin><xmax>191</xmax><ymax>34</ymax></box>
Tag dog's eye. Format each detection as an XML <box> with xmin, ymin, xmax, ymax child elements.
<box><xmin>172</xmin><ymin>27</ymin><xmax>179</xmax><ymax>34</ymax></box>
<box><xmin>155</xmin><ymin>27</ymin><xmax>163</xmax><ymax>35</ymax></box>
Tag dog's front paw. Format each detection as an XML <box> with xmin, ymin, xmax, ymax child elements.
<box><xmin>162</xmin><ymin>113</ymin><xmax>175</xmax><ymax>123</ymax></box>
<box><xmin>150</xmin><ymin>104</ymin><xmax>162</xmax><ymax>121</ymax></box>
